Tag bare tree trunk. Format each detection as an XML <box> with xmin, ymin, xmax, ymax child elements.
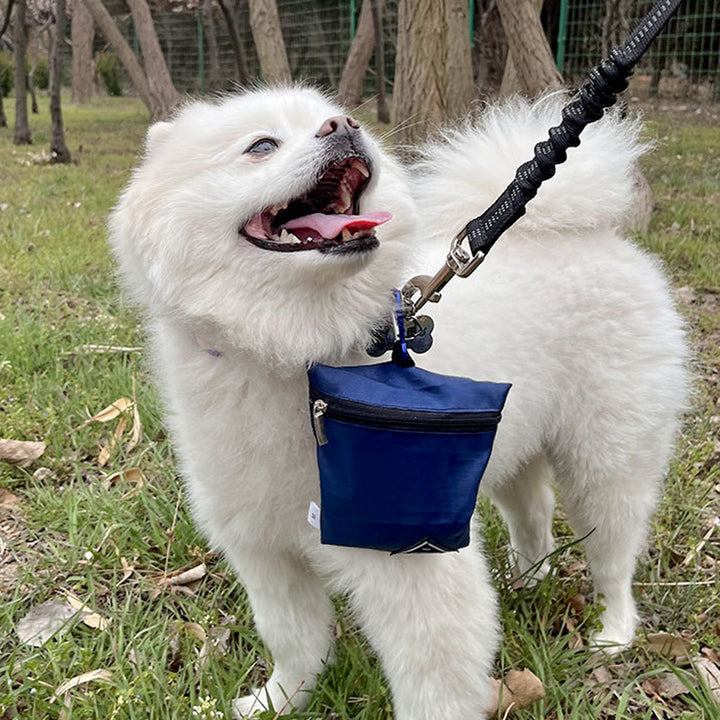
<box><xmin>499</xmin><ymin>0</ymin><xmax>541</xmax><ymax>96</ymax></box>
<box><xmin>0</xmin><ymin>0</ymin><xmax>15</xmax><ymax>127</ymax></box>
<box><xmin>473</xmin><ymin>0</ymin><xmax>506</xmax><ymax>95</ymax></box>
<box><xmin>444</xmin><ymin>0</ymin><xmax>475</xmax><ymax>118</ymax></box>
<box><xmin>338</xmin><ymin>0</ymin><xmax>376</xmax><ymax>108</ymax></box>
<box><xmin>126</xmin><ymin>0</ymin><xmax>180</xmax><ymax>117</ymax></box>
<box><xmin>497</xmin><ymin>0</ymin><xmax>562</xmax><ymax>97</ymax></box>
<box><xmin>393</xmin><ymin>0</ymin><xmax>474</xmax><ymax>144</ymax></box>
<box><xmin>27</xmin><ymin>25</ymin><xmax>41</xmax><ymax>114</ymax></box>
<box><xmin>71</xmin><ymin>0</ymin><xmax>94</xmax><ymax>103</ymax></box>
<box><xmin>217</xmin><ymin>0</ymin><xmax>249</xmax><ymax>85</ymax></box>
<box><xmin>248</xmin><ymin>0</ymin><xmax>290</xmax><ymax>84</ymax></box>
<box><xmin>50</xmin><ymin>0</ymin><xmax>71</xmax><ymax>162</ymax></box>
<box><xmin>0</xmin><ymin>0</ymin><xmax>13</xmax><ymax>38</ymax></box>
<box><xmin>81</xmin><ymin>0</ymin><xmax>154</xmax><ymax>110</ymax></box>
<box><xmin>202</xmin><ymin>0</ymin><xmax>221</xmax><ymax>90</ymax></box>
<box><xmin>13</xmin><ymin>0</ymin><xmax>31</xmax><ymax>144</ymax></box>
<box><xmin>370</xmin><ymin>0</ymin><xmax>389</xmax><ymax>123</ymax></box>
<box><xmin>28</xmin><ymin>60</ymin><xmax>38</xmax><ymax>113</ymax></box>
<box><xmin>394</xmin><ymin>0</ymin><xmax>444</xmax><ymax>144</ymax></box>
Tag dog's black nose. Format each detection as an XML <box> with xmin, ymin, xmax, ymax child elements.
<box><xmin>316</xmin><ymin>115</ymin><xmax>360</xmax><ymax>138</ymax></box>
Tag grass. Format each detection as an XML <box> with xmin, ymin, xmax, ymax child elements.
<box><xmin>0</xmin><ymin>94</ymin><xmax>718</xmax><ymax>720</ymax></box>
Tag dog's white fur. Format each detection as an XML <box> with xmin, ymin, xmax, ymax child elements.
<box><xmin>110</xmin><ymin>87</ymin><xmax>688</xmax><ymax>720</ymax></box>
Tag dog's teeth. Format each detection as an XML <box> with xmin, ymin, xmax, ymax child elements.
<box><xmin>270</xmin><ymin>201</ymin><xmax>289</xmax><ymax>214</ymax></box>
<box><xmin>352</xmin><ymin>159</ymin><xmax>369</xmax><ymax>178</ymax></box>
<box><xmin>279</xmin><ymin>229</ymin><xmax>293</xmax><ymax>243</ymax></box>
<box><xmin>342</xmin><ymin>228</ymin><xmax>353</xmax><ymax>241</ymax></box>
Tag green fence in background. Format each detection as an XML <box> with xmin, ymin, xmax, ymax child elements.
<box><xmin>111</xmin><ymin>0</ymin><xmax>718</xmax><ymax>102</ymax></box>
<box><xmin>557</xmin><ymin>0</ymin><xmax>719</xmax><ymax>98</ymax></box>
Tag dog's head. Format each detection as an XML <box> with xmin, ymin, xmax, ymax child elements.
<box><xmin>110</xmin><ymin>87</ymin><xmax>416</xmax><ymax>367</ymax></box>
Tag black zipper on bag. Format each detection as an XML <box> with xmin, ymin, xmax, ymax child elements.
<box><xmin>310</xmin><ymin>391</ymin><xmax>502</xmax><ymax>446</ymax></box>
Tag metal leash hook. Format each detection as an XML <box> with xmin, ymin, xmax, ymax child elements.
<box><xmin>403</xmin><ymin>230</ymin><xmax>486</xmax><ymax>313</ymax></box>
<box><xmin>394</xmin><ymin>230</ymin><xmax>486</xmax><ymax>355</ymax></box>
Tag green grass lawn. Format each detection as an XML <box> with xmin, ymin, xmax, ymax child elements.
<box><xmin>0</xmin><ymin>95</ymin><xmax>718</xmax><ymax>720</ymax></box>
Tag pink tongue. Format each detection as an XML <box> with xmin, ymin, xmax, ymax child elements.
<box><xmin>282</xmin><ymin>211</ymin><xmax>392</xmax><ymax>239</ymax></box>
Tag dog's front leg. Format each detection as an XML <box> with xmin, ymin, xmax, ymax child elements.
<box><xmin>229</xmin><ymin>548</ymin><xmax>335</xmax><ymax>718</ymax></box>
<box><xmin>322</xmin><ymin>544</ymin><xmax>499</xmax><ymax>720</ymax></box>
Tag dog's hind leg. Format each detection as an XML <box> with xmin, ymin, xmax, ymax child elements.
<box><xmin>230</xmin><ymin>549</ymin><xmax>335</xmax><ymax>718</ymax></box>
<box><xmin>551</xmin><ymin>435</ymin><xmax>671</xmax><ymax>652</ymax></box>
<box><xmin>324</xmin><ymin>545</ymin><xmax>498</xmax><ymax>720</ymax></box>
<box><xmin>483</xmin><ymin>454</ymin><xmax>556</xmax><ymax>585</ymax></box>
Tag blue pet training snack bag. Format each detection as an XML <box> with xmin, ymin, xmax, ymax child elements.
<box><xmin>308</xmin><ymin>362</ymin><xmax>511</xmax><ymax>554</ymax></box>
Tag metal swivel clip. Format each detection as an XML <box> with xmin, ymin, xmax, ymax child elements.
<box><xmin>366</xmin><ymin>229</ymin><xmax>485</xmax><ymax>357</ymax></box>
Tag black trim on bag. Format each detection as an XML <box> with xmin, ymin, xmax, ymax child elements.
<box><xmin>309</xmin><ymin>390</ymin><xmax>502</xmax><ymax>433</ymax></box>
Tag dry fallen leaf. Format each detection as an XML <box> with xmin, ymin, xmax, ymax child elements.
<box><xmin>656</xmin><ymin>672</ymin><xmax>692</xmax><ymax>699</ymax></box>
<box><xmin>32</xmin><ymin>467</ymin><xmax>58</xmax><ymax>482</ymax></box>
<box><xmin>486</xmin><ymin>668</ymin><xmax>545</xmax><ymax>715</ymax></box>
<box><xmin>65</xmin><ymin>592</ymin><xmax>109</xmax><ymax>631</ymax></box>
<box><xmin>643</xmin><ymin>672</ymin><xmax>693</xmax><ymax>701</ymax></box>
<box><xmin>50</xmin><ymin>668</ymin><xmax>113</xmax><ymax>702</ymax></box>
<box><xmin>568</xmin><ymin>593</ymin><xmax>587</xmax><ymax>614</ymax></box>
<box><xmin>104</xmin><ymin>467</ymin><xmax>144</xmax><ymax>497</ymax></box>
<box><xmin>646</xmin><ymin>632</ymin><xmax>693</xmax><ymax>660</ymax></box>
<box><xmin>81</xmin><ymin>394</ymin><xmax>143</xmax><ymax>466</ymax></box>
<box><xmin>209</xmin><ymin>615</ymin><xmax>235</xmax><ymax>656</ymax></box>
<box><xmin>81</xmin><ymin>398</ymin><xmax>133</xmax><ymax>426</ymax></box>
<box><xmin>0</xmin><ymin>488</ymin><xmax>20</xmax><ymax>506</ymax></box>
<box><xmin>167</xmin><ymin>621</ymin><xmax>207</xmax><ymax>672</ymax></box>
<box><xmin>0</xmin><ymin>439</ymin><xmax>46</xmax><ymax>468</ymax></box>
<box><xmin>682</xmin><ymin>523</ymin><xmax>716</xmax><ymax>567</ymax></box>
<box><xmin>119</xmin><ymin>557</ymin><xmax>134</xmax><ymax>584</ymax></box>
<box><xmin>565</xmin><ymin>616</ymin><xmax>584</xmax><ymax>650</ymax></box>
<box><xmin>692</xmin><ymin>654</ymin><xmax>720</xmax><ymax>703</ymax></box>
<box><xmin>588</xmin><ymin>665</ymin><xmax>613</xmax><ymax>686</ymax></box>
<box><xmin>160</xmin><ymin>563</ymin><xmax>207</xmax><ymax>587</ymax></box>
<box><xmin>197</xmin><ymin>616</ymin><xmax>236</xmax><ymax>670</ymax></box>
<box><xmin>126</xmin><ymin>376</ymin><xmax>143</xmax><ymax>453</ymax></box>
<box><xmin>16</xmin><ymin>598</ymin><xmax>77</xmax><ymax>647</ymax></box>
<box><xmin>98</xmin><ymin>415</ymin><xmax>127</xmax><ymax>467</ymax></box>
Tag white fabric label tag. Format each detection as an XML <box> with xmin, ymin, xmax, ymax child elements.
<box><xmin>307</xmin><ymin>501</ymin><xmax>321</xmax><ymax>530</ymax></box>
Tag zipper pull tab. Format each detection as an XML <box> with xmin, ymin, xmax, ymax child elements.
<box><xmin>312</xmin><ymin>399</ymin><xmax>328</xmax><ymax>446</ymax></box>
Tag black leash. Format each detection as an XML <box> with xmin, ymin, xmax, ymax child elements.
<box><xmin>377</xmin><ymin>0</ymin><xmax>684</xmax><ymax>357</ymax></box>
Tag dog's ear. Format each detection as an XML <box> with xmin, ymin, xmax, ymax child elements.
<box><xmin>145</xmin><ymin>121</ymin><xmax>174</xmax><ymax>154</ymax></box>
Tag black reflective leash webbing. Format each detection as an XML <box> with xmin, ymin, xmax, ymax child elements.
<box><xmin>463</xmin><ymin>0</ymin><xmax>683</xmax><ymax>258</ymax></box>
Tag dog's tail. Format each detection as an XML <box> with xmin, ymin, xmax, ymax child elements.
<box><xmin>412</xmin><ymin>94</ymin><xmax>650</xmax><ymax>241</ymax></box>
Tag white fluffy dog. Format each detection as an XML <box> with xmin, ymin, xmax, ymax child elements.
<box><xmin>110</xmin><ymin>87</ymin><xmax>688</xmax><ymax>720</ymax></box>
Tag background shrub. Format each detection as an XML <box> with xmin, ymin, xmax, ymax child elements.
<box><xmin>0</xmin><ymin>51</ymin><xmax>12</xmax><ymax>96</ymax></box>
<box><xmin>95</xmin><ymin>52</ymin><xmax>123</xmax><ymax>96</ymax></box>
<box><xmin>32</xmin><ymin>56</ymin><xmax>49</xmax><ymax>90</ymax></box>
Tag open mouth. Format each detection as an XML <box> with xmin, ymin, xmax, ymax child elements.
<box><xmin>240</xmin><ymin>155</ymin><xmax>391</xmax><ymax>254</ymax></box>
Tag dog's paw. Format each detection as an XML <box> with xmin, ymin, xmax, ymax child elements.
<box><xmin>511</xmin><ymin>556</ymin><xmax>552</xmax><ymax>590</ymax></box>
<box><xmin>232</xmin><ymin>679</ymin><xmax>307</xmax><ymax>719</ymax></box>
<box><xmin>588</xmin><ymin>617</ymin><xmax>636</xmax><ymax>655</ymax></box>
<box><xmin>232</xmin><ymin>691</ymin><xmax>269</xmax><ymax>719</ymax></box>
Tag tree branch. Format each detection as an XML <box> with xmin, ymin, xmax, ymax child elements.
<box><xmin>0</xmin><ymin>0</ymin><xmax>16</xmax><ymax>39</ymax></box>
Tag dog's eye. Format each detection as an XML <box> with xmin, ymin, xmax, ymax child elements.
<box><xmin>245</xmin><ymin>138</ymin><xmax>279</xmax><ymax>156</ymax></box>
